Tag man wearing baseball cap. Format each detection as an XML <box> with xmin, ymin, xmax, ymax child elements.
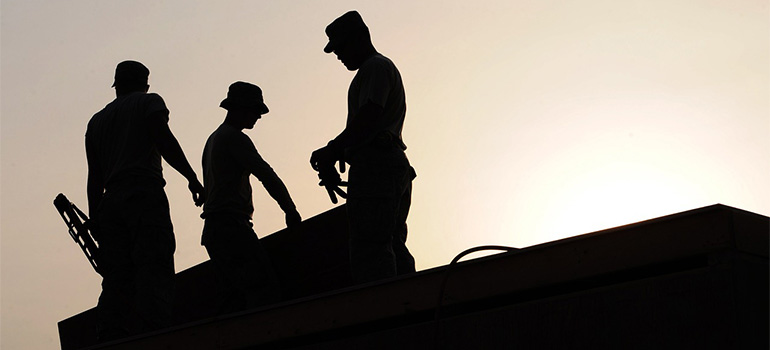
<box><xmin>86</xmin><ymin>60</ymin><xmax>205</xmax><ymax>340</ymax></box>
<box><xmin>311</xmin><ymin>11</ymin><xmax>416</xmax><ymax>283</ymax></box>
<box><xmin>201</xmin><ymin>81</ymin><xmax>301</xmax><ymax>312</ymax></box>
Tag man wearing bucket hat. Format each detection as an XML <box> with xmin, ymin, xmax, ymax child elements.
<box><xmin>86</xmin><ymin>60</ymin><xmax>205</xmax><ymax>340</ymax></box>
<box><xmin>310</xmin><ymin>11</ymin><xmax>416</xmax><ymax>283</ymax></box>
<box><xmin>201</xmin><ymin>81</ymin><xmax>301</xmax><ymax>312</ymax></box>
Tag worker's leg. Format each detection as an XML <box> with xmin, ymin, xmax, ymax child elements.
<box><xmin>95</xmin><ymin>190</ymin><xmax>136</xmax><ymax>341</ymax></box>
<box><xmin>393</xmin><ymin>179</ymin><xmax>416</xmax><ymax>275</ymax></box>
<box><xmin>348</xmin><ymin>195</ymin><xmax>398</xmax><ymax>283</ymax></box>
<box><xmin>203</xmin><ymin>216</ymin><xmax>281</xmax><ymax>314</ymax></box>
<box><xmin>130</xmin><ymin>188</ymin><xmax>175</xmax><ymax>332</ymax></box>
<box><xmin>348</xmin><ymin>160</ymin><xmax>412</xmax><ymax>283</ymax></box>
<box><xmin>96</xmin><ymin>221</ymin><xmax>134</xmax><ymax>341</ymax></box>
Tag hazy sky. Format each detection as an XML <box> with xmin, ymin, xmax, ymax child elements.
<box><xmin>2</xmin><ymin>1</ymin><xmax>768</xmax><ymax>348</ymax></box>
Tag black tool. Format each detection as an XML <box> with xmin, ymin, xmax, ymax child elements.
<box><xmin>53</xmin><ymin>193</ymin><xmax>101</xmax><ymax>275</ymax></box>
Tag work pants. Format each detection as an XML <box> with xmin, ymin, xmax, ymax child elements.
<box><xmin>202</xmin><ymin>215</ymin><xmax>281</xmax><ymax>314</ymax></box>
<box><xmin>95</xmin><ymin>185</ymin><xmax>175</xmax><ymax>340</ymax></box>
<box><xmin>347</xmin><ymin>148</ymin><xmax>416</xmax><ymax>283</ymax></box>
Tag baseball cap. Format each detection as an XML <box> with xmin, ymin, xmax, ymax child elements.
<box><xmin>323</xmin><ymin>11</ymin><xmax>369</xmax><ymax>53</ymax></box>
<box><xmin>112</xmin><ymin>60</ymin><xmax>149</xmax><ymax>87</ymax></box>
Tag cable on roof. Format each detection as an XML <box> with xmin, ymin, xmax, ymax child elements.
<box><xmin>433</xmin><ymin>245</ymin><xmax>519</xmax><ymax>349</ymax></box>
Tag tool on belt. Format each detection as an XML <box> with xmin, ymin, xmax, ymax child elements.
<box><xmin>53</xmin><ymin>193</ymin><xmax>101</xmax><ymax>275</ymax></box>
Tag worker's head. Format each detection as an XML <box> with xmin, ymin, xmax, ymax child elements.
<box><xmin>112</xmin><ymin>60</ymin><xmax>150</xmax><ymax>95</ymax></box>
<box><xmin>323</xmin><ymin>11</ymin><xmax>375</xmax><ymax>71</ymax></box>
<box><xmin>221</xmin><ymin>81</ymin><xmax>269</xmax><ymax>130</ymax></box>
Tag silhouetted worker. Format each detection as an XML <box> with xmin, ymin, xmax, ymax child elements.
<box><xmin>201</xmin><ymin>81</ymin><xmax>301</xmax><ymax>313</ymax></box>
<box><xmin>85</xmin><ymin>60</ymin><xmax>205</xmax><ymax>341</ymax></box>
<box><xmin>311</xmin><ymin>11</ymin><xmax>416</xmax><ymax>283</ymax></box>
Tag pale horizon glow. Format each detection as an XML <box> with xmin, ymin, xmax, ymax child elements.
<box><xmin>2</xmin><ymin>1</ymin><xmax>768</xmax><ymax>348</ymax></box>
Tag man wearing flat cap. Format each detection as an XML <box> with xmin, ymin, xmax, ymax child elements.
<box><xmin>201</xmin><ymin>81</ymin><xmax>301</xmax><ymax>312</ymax></box>
<box><xmin>86</xmin><ymin>60</ymin><xmax>205</xmax><ymax>340</ymax></box>
<box><xmin>311</xmin><ymin>10</ymin><xmax>416</xmax><ymax>283</ymax></box>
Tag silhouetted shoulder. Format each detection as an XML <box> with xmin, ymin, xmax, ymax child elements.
<box><xmin>139</xmin><ymin>93</ymin><xmax>168</xmax><ymax>113</ymax></box>
<box><xmin>212</xmin><ymin>123</ymin><xmax>248</xmax><ymax>140</ymax></box>
<box><xmin>356</xmin><ymin>53</ymin><xmax>402</xmax><ymax>87</ymax></box>
<box><xmin>208</xmin><ymin>124</ymin><xmax>254</xmax><ymax>152</ymax></box>
<box><xmin>124</xmin><ymin>92</ymin><xmax>169</xmax><ymax>122</ymax></box>
<box><xmin>361</xmin><ymin>53</ymin><xmax>397</xmax><ymax>71</ymax></box>
<box><xmin>87</xmin><ymin>92</ymin><xmax>169</xmax><ymax>137</ymax></box>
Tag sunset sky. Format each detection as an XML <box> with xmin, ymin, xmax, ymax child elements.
<box><xmin>1</xmin><ymin>1</ymin><xmax>768</xmax><ymax>348</ymax></box>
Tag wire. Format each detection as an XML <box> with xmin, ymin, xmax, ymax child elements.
<box><xmin>433</xmin><ymin>245</ymin><xmax>518</xmax><ymax>349</ymax></box>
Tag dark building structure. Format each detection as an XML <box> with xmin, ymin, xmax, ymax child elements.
<box><xmin>59</xmin><ymin>204</ymin><xmax>769</xmax><ymax>349</ymax></box>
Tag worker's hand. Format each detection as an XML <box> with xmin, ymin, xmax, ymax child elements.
<box><xmin>285</xmin><ymin>209</ymin><xmax>302</xmax><ymax>228</ymax></box>
<box><xmin>310</xmin><ymin>145</ymin><xmax>334</xmax><ymax>171</ymax></box>
<box><xmin>310</xmin><ymin>141</ymin><xmax>344</xmax><ymax>173</ymax></box>
<box><xmin>188</xmin><ymin>178</ymin><xmax>206</xmax><ymax>207</ymax></box>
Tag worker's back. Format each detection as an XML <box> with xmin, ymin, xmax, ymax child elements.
<box><xmin>86</xmin><ymin>91</ymin><xmax>168</xmax><ymax>189</ymax></box>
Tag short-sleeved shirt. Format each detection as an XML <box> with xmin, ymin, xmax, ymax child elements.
<box><xmin>86</xmin><ymin>92</ymin><xmax>169</xmax><ymax>190</ymax></box>
<box><xmin>346</xmin><ymin>53</ymin><xmax>407</xmax><ymax>161</ymax></box>
<box><xmin>201</xmin><ymin>123</ymin><xmax>290</xmax><ymax>221</ymax></box>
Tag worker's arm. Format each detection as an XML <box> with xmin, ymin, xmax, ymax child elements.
<box><xmin>331</xmin><ymin>102</ymin><xmax>385</xmax><ymax>150</ymax></box>
<box><xmin>310</xmin><ymin>101</ymin><xmax>385</xmax><ymax>172</ymax></box>
<box><xmin>237</xmin><ymin>136</ymin><xmax>301</xmax><ymax>227</ymax></box>
<box><xmin>311</xmin><ymin>57</ymin><xmax>394</xmax><ymax>171</ymax></box>
<box><xmin>308</xmin><ymin>102</ymin><xmax>382</xmax><ymax>203</ymax></box>
<box><xmin>85</xmin><ymin>135</ymin><xmax>104</xmax><ymax>218</ymax></box>
<box><xmin>148</xmin><ymin>111</ymin><xmax>205</xmax><ymax>206</ymax></box>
